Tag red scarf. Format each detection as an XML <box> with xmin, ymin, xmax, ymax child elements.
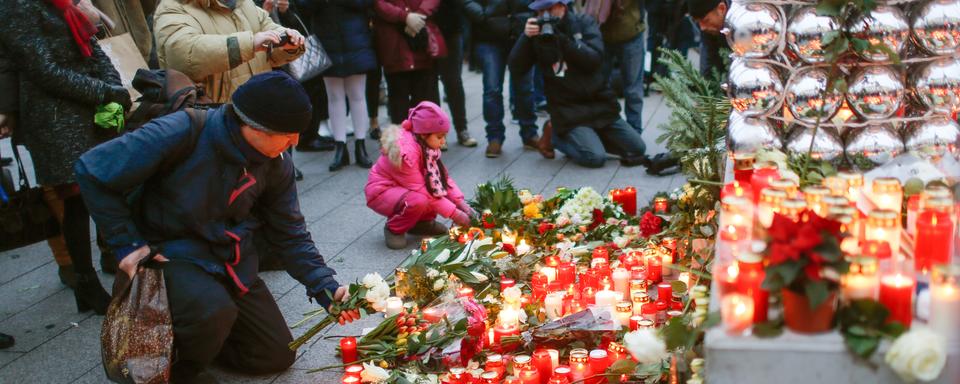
<box><xmin>46</xmin><ymin>0</ymin><xmax>98</xmax><ymax>57</ymax></box>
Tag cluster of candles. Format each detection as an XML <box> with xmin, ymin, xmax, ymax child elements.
<box><xmin>529</xmin><ymin>245</ymin><xmax>689</xmax><ymax>330</ymax></box>
<box><xmin>608</xmin><ymin>186</ymin><xmax>639</xmax><ymax>216</ymax></box>
<box><xmin>440</xmin><ymin>345</ymin><xmax>630</xmax><ymax>384</ymax></box>
<box><xmin>719</xmin><ymin>155</ymin><xmax>960</xmax><ymax>337</ymax></box>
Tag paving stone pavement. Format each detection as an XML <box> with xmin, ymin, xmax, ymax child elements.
<box><xmin>0</xmin><ymin>63</ymin><xmax>682</xmax><ymax>383</ymax></box>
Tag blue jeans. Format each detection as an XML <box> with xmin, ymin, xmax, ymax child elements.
<box><xmin>552</xmin><ymin>119</ymin><xmax>647</xmax><ymax>168</ymax></box>
<box><xmin>602</xmin><ymin>34</ymin><xmax>646</xmax><ymax>134</ymax></box>
<box><xmin>475</xmin><ymin>41</ymin><xmax>537</xmax><ymax>143</ymax></box>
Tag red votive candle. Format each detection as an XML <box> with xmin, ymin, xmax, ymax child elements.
<box><xmin>593</xmin><ymin>247</ymin><xmax>609</xmax><ymax>261</ymax></box>
<box><xmin>736</xmin><ymin>253</ymin><xmax>769</xmax><ymax>323</ymax></box>
<box><xmin>345</xmin><ymin>364</ymin><xmax>363</xmax><ymax>379</ymax></box>
<box><xmin>647</xmin><ymin>255</ymin><xmax>662</xmax><ymax>284</ymax></box>
<box><xmin>589</xmin><ymin>349</ymin><xmax>610</xmax><ymax>381</ymax></box>
<box><xmin>915</xmin><ymin>208</ymin><xmax>954</xmax><ymax>273</ymax></box>
<box><xmin>519</xmin><ymin>366</ymin><xmax>541</xmax><ymax>384</ymax></box>
<box><xmin>340</xmin><ymin>337</ymin><xmax>357</xmax><ymax>364</ymax></box>
<box><xmin>423</xmin><ymin>307</ymin><xmax>445</xmax><ymax>323</ymax></box>
<box><xmin>750</xmin><ymin>163</ymin><xmax>780</xmax><ymax>204</ymax></box>
<box><xmin>531</xmin><ymin>272</ymin><xmax>548</xmax><ymax>300</ymax></box>
<box><xmin>342</xmin><ymin>376</ymin><xmax>360</xmax><ymax>384</ymax></box>
<box><xmin>501</xmin><ymin>277</ymin><xmax>516</xmax><ymax>291</ymax></box>
<box><xmin>880</xmin><ymin>273</ymin><xmax>915</xmax><ymax>327</ymax></box>
<box><xmin>721</xmin><ymin>180</ymin><xmax>754</xmax><ymax>201</ymax></box>
<box><xmin>862</xmin><ymin>241</ymin><xmax>892</xmax><ymax>260</ymax></box>
<box><xmin>485</xmin><ymin>354</ymin><xmax>506</xmax><ymax>380</ymax></box>
<box><xmin>653</xmin><ymin>197</ymin><xmax>669</xmax><ymax>214</ymax></box>
<box><xmin>532</xmin><ymin>349</ymin><xmax>553</xmax><ymax>384</ymax></box>
<box><xmin>656</xmin><ymin>282</ymin><xmax>673</xmax><ymax>304</ymax></box>
<box><xmin>557</xmin><ymin>262</ymin><xmax>576</xmax><ymax>286</ymax></box>
<box><xmin>623</xmin><ymin>186</ymin><xmax>638</xmax><ymax>216</ymax></box>
<box><xmin>580</xmin><ymin>269</ymin><xmax>599</xmax><ymax>291</ymax></box>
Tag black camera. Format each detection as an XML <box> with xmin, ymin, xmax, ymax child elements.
<box><xmin>536</xmin><ymin>14</ymin><xmax>560</xmax><ymax>36</ymax></box>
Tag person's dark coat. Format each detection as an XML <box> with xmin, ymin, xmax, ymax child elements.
<box><xmin>373</xmin><ymin>0</ymin><xmax>442</xmax><ymax>73</ymax></box>
<box><xmin>508</xmin><ymin>10</ymin><xmax>620</xmax><ymax>135</ymax></box>
<box><xmin>459</xmin><ymin>0</ymin><xmax>532</xmax><ymax>43</ymax></box>
<box><xmin>700</xmin><ymin>32</ymin><xmax>728</xmax><ymax>77</ymax></box>
<box><xmin>75</xmin><ymin>106</ymin><xmax>339</xmax><ymax>303</ymax></box>
<box><xmin>435</xmin><ymin>0</ymin><xmax>464</xmax><ymax>36</ymax></box>
<box><xmin>0</xmin><ymin>43</ymin><xmax>17</xmax><ymax>114</ymax></box>
<box><xmin>298</xmin><ymin>0</ymin><xmax>378</xmax><ymax>77</ymax></box>
<box><xmin>0</xmin><ymin>0</ymin><xmax>124</xmax><ymax>186</ymax></box>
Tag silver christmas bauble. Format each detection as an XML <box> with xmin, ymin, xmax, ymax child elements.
<box><xmin>849</xmin><ymin>6</ymin><xmax>910</xmax><ymax>62</ymax></box>
<box><xmin>727</xmin><ymin>112</ymin><xmax>783</xmax><ymax>155</ymax></box>
<box><xmin>787</xmin><ymin>7</ymin><xmax>841</xmax><ymax>64</ymax></box>
<box><xmin>911</xmin><ymin>0</ymin><xmax>960</xmax><ymax>56</ymax></box>
<box><xmin>786</xmin><ymin>67</ymin><xmax>842</xmax><ymax>124</ymax></box>
<box><xmin>724</xmin><ymin>2</ymin><xmax>784</xmax><ymax>58</ymax></box>
<box><xmin>911</xmin><ymin>57</ymin><xmax>960</xmax><ymax>115</ymax></box>
<box><xmin>845</xmin><ymin>124</ymin><xmax>903</xmax><ymax>166</ymax></box>
<box><xmin>787</xmin><ymin>126</ymin><xmax>844</xmax><ymax>162</ymax></box>
<box><xmin>727</xmin><ymin>60</ymin><xmax>783</xmax><ymax>117</ymax></box>
<box><xmin>906</xmin><ymin>117</ymin><xmax>960</xmax><ymax>159</ymax></box>
<box><xmin>847</xmin><ymin>65</ymin><xmax>904</xmax><ymax>120</ymax></box>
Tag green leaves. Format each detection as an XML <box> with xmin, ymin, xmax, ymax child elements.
<box><xmin>752</xmin><ymin>317</ymin><xmax>784</xmax><ymax>338</ymax></box>
<box><xmin>606</xmin><ymin>359</ymin><xmax>640</xmax><ymax>383</ymax></box>
<box><xmin>838</xmin><ymin>299</ymin><xmax>906</xmax><ymax>359</ymax></box>
<box><xmin>804</xmin><ymin>280</ymin><xmax>830</xmax><ymax>309</ymax></box>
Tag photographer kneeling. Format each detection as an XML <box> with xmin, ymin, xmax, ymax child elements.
<box><xmin>508</xmin><ymin>0</ymin><xmax>649</xmax><ymax>168</ymax></box>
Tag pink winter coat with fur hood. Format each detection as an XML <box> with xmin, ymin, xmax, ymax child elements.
<box><xmin>365</xmin><ymin>126</ymin><xmax>466</xmax><ymax>218</ymax></box>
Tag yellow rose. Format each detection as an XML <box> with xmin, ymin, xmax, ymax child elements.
<box><xmin>523</xmin><ymin>203</ymin><xmax>542</xmax><ymax>218</ymax></box>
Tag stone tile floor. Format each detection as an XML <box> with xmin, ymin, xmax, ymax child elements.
<box><xmin>0</xmin><ymin>64</ymin><xmax>681</xmax><ymax>383</ymax></box>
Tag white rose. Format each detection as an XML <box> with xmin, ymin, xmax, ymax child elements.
<box><xmin>426</xmin><ymin>268</ymin><xmax>440</xmax><ymax>279</ymax></box>
<box><xmin>623</xmin><ymin>328</ymin><xmax>668</xmax><ymax>365</ymax></box>
<box><xmin>362</xmin><ymin>273</ymin><xmax>384</xmax><ymax>289</ymax></box>
<box><xmin>885</xmin><ymin>326</ymin><xmax>947</xmax><ymax>383</ymax></box>
<box><xmin>365</xmin><ymin>283</ymin><xmax>390</xmax><ymax>311</ymax></box>
<box><xmin>361</xmin><ymin>362</ymin><xmax>391</xmax><ymax>383</ymax></box>
<box><xmin>432</xmin><ymin>279</ymin><xmax>445</xmax><ymax>292</ymax></box>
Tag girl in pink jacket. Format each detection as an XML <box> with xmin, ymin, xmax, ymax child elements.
<box><xmin>365</xmin><ymin>102</ymin><xmax>474</xmax><ymax>249</ymax></box>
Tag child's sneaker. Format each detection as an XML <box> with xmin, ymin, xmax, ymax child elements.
<box><xmin>408</xmin><ymin>221</ymin><xmax>449</xmax><ymax>236</ymax></box>
<box><xmin>384</xmin><ymin>226</ymin><xmax>408</xmax><ymax>249</ymax></box>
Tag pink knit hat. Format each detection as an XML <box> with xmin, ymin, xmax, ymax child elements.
<box><xmin>402</xmin><ymin>101</ymin><xmax>450</xmax><ymax>134</ymax></box>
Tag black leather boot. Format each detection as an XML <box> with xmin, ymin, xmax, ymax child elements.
<box><xmin>75</xmin><ymin>272</ymin><xmax>111</xmax><ymax>315</ymax></box>
<box><xmin>355</xmin><ymin>139</ymin><xmax>373</xmax><ymax>168</ymax></box>
<box><xmin>329</xmin><ymin>141</ymin><xmax>350</xmax><ymax>171</ymax></box>
<box><xmin>0</xmin><ymin>333</ymin><xmax>14</xmax><ymax>349</ymax></box>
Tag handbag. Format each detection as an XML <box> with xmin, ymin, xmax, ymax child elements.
<box><xmin>286</xmin><ymin>13</ymin><xmax>332</xmax><ymax>82</ymax></box>
<box><xmin>101</xmin><ymin>249</ymin><xmax>173</xmax><ymax>384</ymax></box>
<box><xmin>0</xmin><ymin>143</ymin><xmax>60</xmax><ymax>252</ymax></box>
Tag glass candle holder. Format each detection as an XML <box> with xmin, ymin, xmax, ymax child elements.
<box><xmin>758</xmin><ymin>188</ymin><xmax>788</xmax><ymax>228</ymax></box>
<box><xmin>915</xmin><ymin>198</ymin><xmax>955</xmax><ymax>274</ymax></box>
<box><xmin>750</xmin><ymin>162</ymin><xmax>781</xmax><ymax>204</ymax></box>
<box><xmin>930</xmin><ymin>264</ymin><xmax>960</xmax><ymax>341</ymax></box>
<box><xmin>653</xmin><ymin>196</ymin><xmax>669</xmax><ymax>214</ymax></box>
<box><xmin>720</xmin><ymin>196</ymin><xmax>754</xmax><ymax>243</ymax></box>
<box><xmin>824</xmin><ymin>175</ymin><xmax>847</xmax><ymax>197</ymax></box>
<box><xmin>722</xmin><ymin>180</ymin><xmax>754</xmax><ymax>201</ymax></box>
<box><xmin>607</xmin><ymin>342</ymin><xmax>628</xmax><ymax>362</ymax></box>
<box><xmin>616</xmin><ymin>301</ymin><xmax>633</xmax><ymax>328</ymax></box>
<box><xmin>879</xmin><ymin>259</ymin><xmax>916</xmax><ymax>327</ymax></box>
<box><xmin>823</xmin><ymin>195</ymin><xmax>850</xmax><ymax>213</ymax></box>
<box><xmin>588</xmin><ymin>349</ymin><xmax>610</xmax><ymax>379</ymax></box>
<box><xmin>721</xmin><ymin>292</ymin><xmax>755</xmax><ymax>335</ymax></box>
<box><xmin>733</xmin><ymin>152</ymin><xmax>756</xmax><ymax>185</ymax></box>
<box><xmin>769</xmin><ymin>178</ymin><xmax>799</xmax><ymax>199</ymax></box>
<box><xmin>803</xmin><ymin>185</ymin><xmax>831</xmax><ymax>217</ymax></box>
<box><xmin>871</xmin><ymin>177</ymin><xmax>903</xmax><ymax>212</ymax></box>
<box><xmin>838</xmin><ymin>171</ymin><xmax>864</xmax><ymax>202</ymax></box>
<box><xmin>866</xmin><ymin>209</ymin><xmax>901</xmax><ymax>259</ymax></box>
<box><xmin>778</xmin><ymin>198</ymin><xmax>808</xmax><ymax>222</ymax></box>
<box><xmin>736</xmin><ymin>252</ymin><xmax>768</xmax><ymax>323</ymax></box>
<box><xmin>513</xmin><ymin>355</ymin><xmax>532</xmax><ymax>372</ymax></box>
<box><xmin>842</xmin><ymin>256</ymin><xmax>879</xmax><ymax>301</ymax></box>
<box><xmin>568</xmin><ymin>349</ymin><xmax>590</xmax><ymax>382</ymax></box>
<box><xmin>828</xmin><ymin>212</ymin><xmax>860</xmax><ymax>255</ymax></box>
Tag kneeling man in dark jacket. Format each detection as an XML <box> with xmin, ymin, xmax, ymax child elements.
<box><xmin>508</xmin><ymin>0</ymin><xmax>648</xmax><ymax>168</ymax></box>
<box><xmin>75</xmin><ymin>72</ymin><xmax>359</xmax><ymax>383</ymax></box>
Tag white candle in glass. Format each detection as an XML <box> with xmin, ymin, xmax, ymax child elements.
<box><xmin>516</xmin><ymin>239</ymin><xmax>531</xmax><ymax>255</ymax></box>
<box><xmin>541</xmin><ymin>267</ymin><xmax>558</xmax><ymax>283</ymax></box>
<box><xmin>384</xmin><ymin>297</ymin><xmax>404</xmax><ymax>317</ymax></box>
<box><xmin>548</xmin><ymin>349</ymin><xmax>560</xmax><ymax>370</ymax></box>
<box><xmin>498</xmin><ymin>308</ymin><xmax>520</xmax><ymax>328</ymax></box>
<box><xmin>544</xmin><ymin>292</ymin><xmax>565</xmax><ymax>320</ymax></box>
<box><xmin>594</xmin><ymin>289</ymin><xmax>619</xmax><ymax>309</ymax></box>
<box><xmin>612</xmin><ymin>268</ymin><xmax>630</xmax><ymax>298</ymax></box>
<box><xmin>842</xmin><ymin>258</ymin><xmax>879</xmax><ymax>301</ymax></box>
<box><xmin>930</xmin><ymin>265</ymin><xmax>960</xmax><ymax>341</ymax></box>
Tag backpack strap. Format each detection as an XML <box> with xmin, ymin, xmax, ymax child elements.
<box><xmin>156</xmin><ymin>108</ymin><xmax>208</xmax><ymax>174</ymax></box>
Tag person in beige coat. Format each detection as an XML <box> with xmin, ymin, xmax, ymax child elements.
<box><xmin>154</xmin><ymin>0</ymin><xmax>306</xmax><ymax>103</ymax></box>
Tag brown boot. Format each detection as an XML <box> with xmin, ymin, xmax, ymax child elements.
<box><xmin>485</xmin><ymin>141</ymin><xmax>502</xmax><ymax>158</ymax></box>
<box><xmin>537</xmin><ymin>120</ymin><xmax>555</xmax><ymax>159</ymax></box>
<box><xmin>408</xmin><ymin>220</ymin><xmax>449</xmax><ymax>236</ymax></box>
<box><xmin>384</xmin><ymin>226</ymin><xmax>408</xmax><ymax>249</ymax></box>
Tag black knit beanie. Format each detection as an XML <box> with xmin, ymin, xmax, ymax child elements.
<box><xmin>688</xmin><ymin>0</ymin><xmax>722</xmax><ymax>19</ymax></box>
<box><xmin>231</xmin><ymin>71</ymin><xmax>312</xmax><ymax>133</ymax></box>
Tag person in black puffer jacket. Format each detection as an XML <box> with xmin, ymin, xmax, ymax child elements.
<box><xmin>460</xmin><ymin>0</ymin><xmax>538</xmax><ymax>158</ymax></box>
<box><xmin>509</xmin><ymin>0</ymin><xmax>649</xmax><ymax>168</ymax></box>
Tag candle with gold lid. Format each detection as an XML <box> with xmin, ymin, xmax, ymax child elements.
<box><xmin>842</xmin><ymin>256</ymin><xmax>879</xmax><ymax>301</ymax></box>
<box><xmin>778</xmin><ymin>198</ymin><xmax>808</xmax><ymax>222</ymax></box>
<box><xmin>824</xmin><ymin>175</ymin><xmax>847</xmax><ymax>197</ymax></box>
<box><xmin>839</xmin><ymin>171</ymin><xmax>864</xmax><ymax>202</ymax></box>
<box><xmin>733</xmin><ymin>152</ymin><xmax>756</xmax><ymax>185</ymax></box>
<box><xmin>750</xmin><ymin>162</ymin><xmax>780</xmax><ymax>204</ymax></box>
<box><xmin>803</xmin><ymin>185</ymin><xmax>831</xmax><ymax>216</ymax></box>
<box><xmin>720</xmin><ymin>196</ymin><xmax>753</xmax><ymax>242</ymax></box>
<box><xmin>768</xmin><ymin>178</ymin><xmax>798</xmax><ymax>198</ymax></box>
<box><xmin>866</xmin><ymin>209</ymin><xmax>901</xmax><ymax>258</ymax></box>
<box><xmin>870</xmin><ymin>177</ymin><xmax>903</xmax><ymax>212</ymax></box>
<box><xmin>829</xmin><ymin>212</ymin><xmax>861</xmax><ymax>255</ymax></box>
<box><xmin>758</xmin><ymin>188</ymin><xmax>788</xmax><ymax>228</ymax></box>
<box><xmin>823</xmin><ymin>195</ymin><xmax>850</xmax><ymax>212</ymax></box>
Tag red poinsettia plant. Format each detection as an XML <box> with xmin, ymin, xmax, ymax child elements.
<box><xmin>762</xmin><ymin>210</ymin><xmax>850</xmax><ymax>309</ymax></box>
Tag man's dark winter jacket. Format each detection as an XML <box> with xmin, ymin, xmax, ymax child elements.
<box><xmin>75</xmin><ymin>106</ymin><xmax>339</xmax><ymax>304</ymax></box>
<box><xmin>459</xmin><ymin>0</ymin><xmax>533</xmax><ymax>42</ymax></box>
<box><xmin>508</xmin><ymin>11</ymin><xmax>620</xmax><ymax>135</ymax></box>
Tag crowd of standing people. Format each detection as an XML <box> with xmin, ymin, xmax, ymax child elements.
<box><xmin>0</xmin><ymin>0</ymin><xmax>714</xmax><ymax>381</ymax></box>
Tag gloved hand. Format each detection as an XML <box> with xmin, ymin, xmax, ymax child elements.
<box><xmin>405</xmin><ymin>12</ymin><xmax>426</xmax><ymax>33</ymax></box>
<box><xmin>451</xmin><ymin>209</ymin><xmax>471</xmax><ymax>227</ymax></box>
<box><xmin>106</xmin><ymin>85</ymin><xmax>132</xmax><ymax>112</ymax></box>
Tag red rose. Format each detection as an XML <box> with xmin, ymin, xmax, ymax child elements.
<box><xmin>538</xmin><ymin>222</ymin><xmax>556</xmax><ymax>235</ymax></box>
<box><xmin>640</xmin><ymin>211</ymin><xmax>663</xmax><ymax>238</ymax></box>
<box><xmin>588</xmin><ymin>209</ymin><xmax>605</xmax><ymax>231</ymax></box>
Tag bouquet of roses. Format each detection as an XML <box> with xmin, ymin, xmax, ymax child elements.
<box><xmin>289</xmin><ymin>272</ymin><xmax>391</xmax><ymax>350</ymax></box>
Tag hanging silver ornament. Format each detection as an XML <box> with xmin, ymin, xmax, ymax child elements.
<box><xmin>906</xmin><ymin>117</ymin><xmax>960</xmax><ymax>159</ymax></box>
<box><xmin>727</xmin><ymin>111</ymin><xmax>783</xmax><ymax>155</ymax></box>
<box><xmin>786</xmin><ymin>126</ymin><xmax>844</xmax><ymax>162</ymax></box>
<box><xmin>727</xmin><ymin>60</ymin><xmax>783</xmax><ymax>117</ymax></box>
<box><xmin>911</xmin><ymin>57</ymin><xmax>960</xmax><ymax>115</ymax></box>
<box><xmin>786</xmin><ymin>67</ymin><xmax>842</xmax><ymax>124</ymax></box>
<box><xmin>847</xmin><ymin>65</ymin><xmax>904</xmax><ymax>120</ymax></box>
<box><xmin>845</xmin><ymin>124</ymin><xmax>904</xmax><ymax>167</ymax></box>
<box><xmin>724</xmin><ymin>2</ymin><xmax>784</xmax><ymax>58</ymax></box>
<box><xmin>911</xmin><ymin>0</ymin><xmax>960</xmax><ymax>56</ymax></box>
<box><xmin>787</xmin><ymin>7</ymin><xmax>840</xmax><ymax>64</ymax></box>
<box><xmin>849</xmin><ymin>6</ymin><xmax>910</xmax><ymax>62</ymax></box>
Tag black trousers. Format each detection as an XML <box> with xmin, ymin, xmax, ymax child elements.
<box><xmin>385</xmin><ymin>68</ymin><xmax>440</xmax><ymax>124</ymax></box>
<box><xmin>302</xmin><ymin>76</ymin><xmax>330</xmax><ymax>142</ymax></box>
<box><xmin>164</xmin><ymin>261</ymin><xmax>295</xmax><ymax>380</ymax></box>
<box><xmin>366</xmin><ymin>66</ymin><xmax>382</xmax><ymax>119</ymax></box>
<box><xmin>437</xmin><ymin>32</ymin><xmax>467</xmax><ymax>132</ymax></box>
